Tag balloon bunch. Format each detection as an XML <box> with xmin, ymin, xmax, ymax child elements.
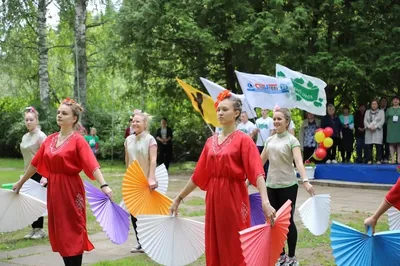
<box><xmin>313</xmin><ymin>127</ymin><xmax>334</xmax><ymax>161</ymax></box>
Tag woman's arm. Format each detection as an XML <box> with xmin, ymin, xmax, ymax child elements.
<box><xmin>260</xmin><ymin>146</ymin><xmax>268</xmax><ymax>164</ymax></box>
<box><xmin>148</xmin><ymin>145</ymin><xmax>158</xmax><ymax>189</ymax></box>
<box><xmin>364</xmin><ymin>200</ymin><xmax>392</xmax><ymax>232</ymax></box>
<box><xmin>13</xmin><ymin>164</ymin><xmax>37</xmax><ymax>192</ymax></box>
<box><xmin>124</xmin><ymin>142</ymin><xmax>129</xmax><ymax>169</ymax></box>
<box><xmin>293</xmin><ymin>146</ymin><xmax>315</xmax><ymax>196</ymax></box>
<box><xmin>93</xmin><ymin>168</ymin><xmax>113</xmax><ymax>198</ymax></box>
<box><xmin>255</xmin><ymin>176</ymin><xmax>276</xmax><ymax>224</ymax></box>
<box><xmin>170</xmin><ymin>178</ymin><xmax>198</xmax><ymax>215</ymax></box>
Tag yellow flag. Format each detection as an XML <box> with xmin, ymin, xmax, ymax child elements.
<box><xmin>176</xmin><ymin>78</ymin><xmax>221</xmax><ymax>127</ymax></box>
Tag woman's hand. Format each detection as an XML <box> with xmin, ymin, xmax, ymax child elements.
<box><xmin>364</xmin><ymin>216</ymin><xmax>377</xmax><ymax>233</ymax></box>
<box><xmin>170</xmin><ymin>197</ymin><xmax>182</xmax><ymax>216</ymax></box>
<box><xmin>262</xmin><ymin>200</ymin><xmax>276</xmax><ymax>226</ymax></box>
<box><xmin>40</xmin><ymin>177</ymin><xmax>48</xmax><ymax>186</ymax></box>
<box><xmin>303</xmin><ymin>182</ymin><xmax>315</xmax><ymax>196</ymax></box>
<box><xmin>101</xmin><ymin>186</ymin><xmax>113</xmax><ymax>200</ymax></box>
<box><xmin>12</xmin><ymin>180</ymin><xmax>23</xmax><ymax>193</ymax></box>
<box><xmin>148</xmin><ymin>179</ymin><xmax>158</xmax><ymax>190</ymax></box>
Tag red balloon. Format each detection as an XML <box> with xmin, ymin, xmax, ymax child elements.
<box><xmin>314</xmin><ymin>148</ymin><xmax>327</xmax><ymax>160</ymax></box>
<box><xmin>315</xmin><ymin>128</ymin><xmax>323</xmax><ymax>133</ymax></box>
<box><xmin>323</xmin><ymin>127</ymin><xmax>333</xmax><ymax>138</ymax></box>
<box><xmin>319</xmin><ymin>143</ymin><xmax>326</xmax><ymax>149</ymax></box>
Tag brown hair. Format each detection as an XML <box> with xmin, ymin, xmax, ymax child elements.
<box><xmin>274</xmin><ymin>108</ymin><xmax>292</xmax><ymax>129</ymax></box>
<box><xmin>226</xmin><ymin>96</ymin><xmax>242</xmax><ymax>121</ymax></box>
<box><xmin>60</xmin><ymin>98</ymin><xmax>83</xmax><ymax>127</ymax></box>
<box><xmin>133</xmin><ymin>109</ymin><xmax>153</xmax><ymax>130</ymax></box>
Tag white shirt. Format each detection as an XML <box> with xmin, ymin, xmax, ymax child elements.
<box><xmin>255</xmin><ymin>117</ymin><xmax>273</xmax><ymax>146</ymax></box>
<box><xmin>237</xmin><ymin>121</ymin><xmax>256</xmax><ymax>136</ymax></box>
<box><xmin>20</xmin><ymin>128</ymin><xmax>47</xmax><ymax>171</ymax></box>
<box><xmin>125</xmin><ymin>132</ymin><xmax>157</xmax><ymax>178</ymax></box>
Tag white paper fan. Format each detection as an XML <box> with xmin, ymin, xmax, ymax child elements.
<box><xmin>155</xmin><ymin>164</ymin><xmax>169</xmax><ymax>194</ymax></box>
<box><xmin>387</xmin><ymin>207</ymin><xmax>400</xmax><ymax>231</ymax></box>
<box><xmin>19</xmin><ymin>179</ymin><xmax>48</xmax><ymax>216</ymax></box>
<box><xmin>0</xmin><ymin>189</ymin><xmax>47</xmax><ymax>233</ymax></box>
<box><xmin>298</xmin><ymin>194</ymin><xmax>331</xmax><ymax>236</ymax></box>
<box><xmin>136</xmin><ymin>215</ymin><xmax>205</xmax><ymax>266</ymax></box>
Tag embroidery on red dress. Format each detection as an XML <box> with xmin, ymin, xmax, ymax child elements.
<box><xmin>212</xmin><ymin>130</ymin><xmax>238</xmax><ymax>154</ymax></box>
<box><xmin>241</xmin><ymin>202</ymin><xmax>249</xmax><ymax>222</ymax></box>
<box><xmin>50</xmin><ymin>133</ymin><xmax>75</xmax><ymax>154</ymax></box>
<box><xmin>75</xmin><ymin>193</ymin><xmax>84</xmax><ymax>211</ymax></box>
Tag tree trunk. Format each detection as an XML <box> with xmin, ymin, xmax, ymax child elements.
<box><xmin>223</xmin><ymin>48</ymin><xmax>236</xmax><ymax>93</ymax></box>
<box><xmin>74</xmin><ymin>0</ymin><xmax>88</xmax><ymax>121</ymax></box>
<box><xmin>37</xmin><ymin>0</ymin><xmax>49</xmax><ymax>109</ymax></box>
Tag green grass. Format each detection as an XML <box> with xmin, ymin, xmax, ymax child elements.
<box><xmin>92</xmin><ymin>254</ymin><xmax>206</xmax><ymax>266</ymax></box>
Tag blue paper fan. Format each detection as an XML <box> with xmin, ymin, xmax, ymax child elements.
<box><xmin>249</xmin><ymin>193</ymin><xmax>265</xmax><ymax>226</ymax></box>
<box><xmin>84</xmin><ymin>181</ymin><xmax>130</xmax><ymax>245</ymax></box>
<box><xmin>330</xmin><ymin>221</ymin><xmax>400</xmax><ymax>266</ymax></box>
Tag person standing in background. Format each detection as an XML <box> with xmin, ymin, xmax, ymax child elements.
<box><xmin>299</xmin><ymin>112</ymin><xmax>320</xmax><ymax>162</ymax></box>
<box><xmin>20</xmin><ymin>106</ymin><xmax>47</xmax><ymax>240</ymax></box>
<box><xmin>364</xmin><ymin>99</ymin><xmax>385</xmax><ymax>164</ymax></box>
<box><xmin>238</xmin><ymin>111</ymin><xmax>257</xmax><ymax>140</ymax></box>
<box><xmin>156</xmin><ymin>118</ymin><xmax>173</xmax><ymax>170</ymax></box>
<box><xmin>321</xmin><ymin>104</ymin><xmax>342</xmax><ymax>163</ymax></box>
<box><xmin>253</xmin><ymin>109</ymin><xmax>274</xmax><ymax>176</ymax></box>
<box><xmin>125</xmin><ymin>117</ymin><xmax>134</xmax><ymax>139</ymax></box>
<box><xmin>339</xmin><ymin>105</ymin><xmax>354</xmax><ymax>163</ymax></box>
<box><xmin>386</xmin><ymin>96</ymin><xmax>400</xmax><ymax>164</ymax></box>
<box><xmin>354</xmin><ymin>103</ymin><xmax>367</xmax><ymax>163</ymax></box>
<box><xmin>84</xmin><ymin>127</ymin><xmax>100</xmax><ymax>157</ymax></box>
<box><xmin>380</xmin><ymin>97</ymin><xmax>389</xmax><ymax>163</ymax></box>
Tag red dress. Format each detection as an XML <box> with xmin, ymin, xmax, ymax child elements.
<box><xmin>31</xmin><ymin>132</ymin><xmax>99</xmax><ymax>257</ymax></box>
<box><xmin>386</xmin><ymin>178</ymin><xmax>400</xmax><ymax>210</ymax></box>
<box><xmin>192</xmin><ymin>130</ymin><xmax>264</xmax><ymax>266</ymax></box>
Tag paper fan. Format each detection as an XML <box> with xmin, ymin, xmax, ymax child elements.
<box><xmin>136</xmin><ymin>215</ymin><xmax>205</xmax><ymax>266</ymax></box>
<box><xmin>240</xmin><ymin>200</ymin><xmax>292</xmax><ymax>266</ymax></box>
<box><xmin>20</xmin><ymin>179</ymin><xmax>48</xmax><ymax>216</ymax></box>
<box><xmin>387</xmin><ymin>207</ymin><xmax>400</xmax><ymax>231</ymax></box>
<box><xmin>298</xmin><ymin>194</ymin><xmax>331</xmax><ymax>236</ymax></box>
<box><xmin>122</xmin><ymin>160</ymin><xmax>173</xmax><ymax>216</ymax></box>
<box><xmin>84</xmin><ymin>181</ymin><xmax>130</xmax><ymax>245</ymax></box>
<box><xmin>249</xmin><ymin>193</ymin><xmax>266</xmax><ymax>226</ymax></box>
<box><xmin>0</xmin><ymin>189</ymin><xmax>47</xmax><ymax>233</ymax></box>
<box><xmin>118</xmin><ymin>200</ymin><xmax>130</xmax><ymax>215</ymax></box>
<box><xmin>330</xmin><ymin>221</ymin><xmax>400</xmax><ymax>265</ymax></box>
<box><xmin>155</xmin><ymin>163</ymin><xmax>169</xmax><ymax>194</ymax></box>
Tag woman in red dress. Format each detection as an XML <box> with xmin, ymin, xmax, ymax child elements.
<box><xmin>170</xmin><ymin>91</ymin><xmax>275</xmax><ymax>266</ymax></box>
<box><xmin>364</xmin><ymin>177</ymin><xmax>400</xmax><ymax>232</ymax></box>
<box><xmin>13</xmin><ymin>98</ymin><xmax>113</xmax><ymax>266</ymax></box>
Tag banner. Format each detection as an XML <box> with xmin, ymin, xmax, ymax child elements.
<box><xmin>200</xmin><ymin>77</ymin><xmax>257</xmax><ymax>119</ymax></box>
<box><xmin>276</xmin><ymin>64</ymin><xmax>327</xmax><ymax>116</ymax></box>
<box><xmin>235</xmin><ymin>70</ymin><xmax>296</xmax><ymax>110</ymax></box>
<box><xmin>176</xmin><ymin>78</ymin><xmax>221</xmax><ymax>127</ymax></box>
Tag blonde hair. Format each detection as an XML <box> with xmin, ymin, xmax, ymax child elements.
<box><xmin>25</xmin><ymin>106</ymin><xmax>39</xmax><ymax>121</ymax></box>
<box><xmin>133</xmin><ymin>109</ymin><xmax>153</xmax><ymax>129</ymax></box>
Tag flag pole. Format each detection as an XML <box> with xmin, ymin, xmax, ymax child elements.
<box><xmin>205</xmin><ymin>123</ymin><xmax>215</xmax><ymax>134</ymax></box>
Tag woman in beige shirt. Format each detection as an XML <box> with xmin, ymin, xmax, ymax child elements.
<box><xmin>124</xmin><ymin>110</ymin><xmax>158</xmax><ymax>253</ymax></box>
<box><xmin>20</xmin><ymin>107</ymin><xmax>47</xmax><ymax>239</ymax></box>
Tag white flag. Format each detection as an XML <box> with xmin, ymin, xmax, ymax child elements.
<box><xmin>200</xmin><ymin>77</ymin><xmax>257</xmax><ymax>119</ymax></box>
<box><xmin>235</xmin><ymin>70</ymin><xmax>297</xmax><ymax>110</ymax></box>
<box><xmin>276</xmin><ymin>64</ymin><xmax>327</xmax><ymax>116</ymax></box>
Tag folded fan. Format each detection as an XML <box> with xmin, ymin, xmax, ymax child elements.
<box><xmin>20</xmin><ymin>178</ymin><xmax>48</xmax><ymax>216</ymax></box>
<box><xmin>249</xmin><ymin>192</ymin><xmax>266</xmax><ymax>226</ymax></box>
<box><xmin>298</xmin><ymin>194</ymin><xmax>331</xmax><ymax>236</ymax></box>
<box><xmin>239</xmin><ymin>200</ymin><xmax>292</xmax><ymax>266</ymax></box>
<box><xmin>122</xmin><ymin>160</ymin><xmax>173</xmax><ymax>216</ymax></box>
<box><xmin>330</xmin><ymin>220</ymin><xmax>400</xmax><ymax>265</ymax></box>
<box><xmin>84</xmin><ymin>181</ymin><xmax>130</xmax><ymax>245</ymax></box>
<box><xmin>0</xmin><ymin>189</ymin><xmax>47</xmax><ymax>233</ymax></box>
<box><xmin>136</xmin><ymin>215</ymin><xmax>205</xmax><ymax>266</ymax></box>
<box><xmin>387</xmin><ymin>207</ymin><xmax>400</xmax><ymax>231</ymax></box>
<box><xmin>155</xmin><ymin>163</ymin><xmax>169</xmax><ymax>194</ymax></box>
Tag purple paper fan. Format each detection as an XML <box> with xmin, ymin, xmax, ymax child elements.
<box><xmin>249</xmin><ymin>192</ymin><xmax>266</xmax><ymax>226</ymax></box>
<box><xmin>84</xmin><ymin>181</ymin><xmax>130</xmax><ymax>245</ymax></box>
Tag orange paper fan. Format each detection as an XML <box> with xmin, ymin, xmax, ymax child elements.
<box><xmin>122</xmin><ymin>160</ymin><xmax>173</xmax><ymax>216</ymax></box>
<box><xmin>239</xmin><ymin>200</ymin><xmax>292</xmax><ymax>266</ymax></box>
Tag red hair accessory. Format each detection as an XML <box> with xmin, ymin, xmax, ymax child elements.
<box><xmin>214</xmin><ymin>90</ymin><xmax>232</xmax><ymax>110</ymax></box>
<box><xmin>273</xmin><ymin>105</ymin><xmax>281</xmax><ymax>112</ymax></box>
<box><xmin>61</xmin><ymin>97</ymin><xmax>77</xmax><ymax>106</ymax></box>
<box><xmin>25</xmin><ymin>106</ymin><xmax>36</xmax><ymax>113</ymax></box>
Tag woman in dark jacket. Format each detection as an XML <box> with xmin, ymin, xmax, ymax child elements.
<box><xmin>321</xmin><ymin>104</ymin><xmax>342</xmax><ymax>163</ymax></box>
<box><xmin>156</xmin><ymin>118</ymin><xmax>173</xmax><ymax>169</ymax></box>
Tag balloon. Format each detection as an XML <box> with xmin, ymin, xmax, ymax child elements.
<box><xmin>323</xmin><ymin>127</ymin><xmax>333</xmax><ymax>138</ymax></box>
<box><xmin>314</xmin><ymin>131</ymin><xmax>326</xmax><ymax>143</ymax></box>
<box><xmin>316</xmin><ymin>128</ymin><xmax>324</xmax><ymax>133</ymax></box>
<box><xmin>313</xmin><ymin>154</ymin><xmax>323</xmax><ymax>161</ymax></box>
<box><xmin>314</xmin><ymin>148</ymin><xmax>327</xmax><ymax>160</ymax></box>
<box><xmin>319</xmin><ymin>143</ymin><xmax>326</xmax><ymax>149</ymax></box>
<box><xmin>323</xmin><ymin>137</ymin><xmax>333</xmax><ymax>148</ymax></box>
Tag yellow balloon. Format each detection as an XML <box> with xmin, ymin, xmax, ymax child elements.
<box><xmin>323</xmin><ymin>137</ymin><xmax>333</xmax><ymax>148</ymax></box>
<box><xmin>314</xmin><ymin>131</ymin><xmax>325</xmax><ymax>143</ymax></box>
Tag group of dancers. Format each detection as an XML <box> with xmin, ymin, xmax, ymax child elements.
<box><xmin>11</xmin><ymin>92</ymin><xmax>400</xmax><ymax>266</ymax></box>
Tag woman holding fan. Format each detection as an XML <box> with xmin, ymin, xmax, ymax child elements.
<box><xmin>170</xmin><ymin>91</ymin><xmax>275</xmax><ymax>266</ymax></box>
<box><xmin>261</xmin><ymin>107</ymin><xmax>315</xmax><ymax>266</ymax></box>
<box><xmin>13</xmin><ymin>98</ymin><xmax>112</xmax><ymax>266</ymax></box>
<box><xmin>20</xmin><ymin>106</ymin><xmax>47</xmax><ymax>239</ymax></box>
<box><xmin>124</xmin><ymin>109</ymin><xmax>158</xmax><ymax>253</ymax></box>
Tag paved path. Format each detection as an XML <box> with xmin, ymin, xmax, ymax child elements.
<box><xmin>0</xmin><ymin>177</ymin><xmax>390</xmax><ymax>266</ymax></box>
